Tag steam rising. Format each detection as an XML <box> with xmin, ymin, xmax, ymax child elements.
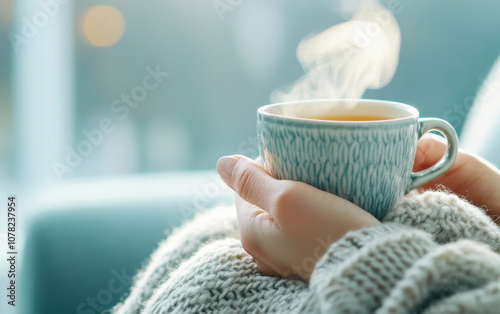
<box><xmin>271</xmin><ymin>0</ymin><xmax>400</xmax><ymax>103</ymax></box>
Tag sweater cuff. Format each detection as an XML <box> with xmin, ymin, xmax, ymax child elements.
<box><xmin>304</xmin><ymin>223</ymin><xmax>438</xmax><ymax>313</ymax></box>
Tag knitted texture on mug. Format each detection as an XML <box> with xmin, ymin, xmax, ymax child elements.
<box><xmin>112</xmin><ymin>191</ymin><xmax>500</xmax><ymax>314</ymax></box>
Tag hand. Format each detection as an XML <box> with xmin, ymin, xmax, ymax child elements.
<box><xmin>216</xmin><ymin>155</ymin><xmax>380</xmax><ymax>282</ymax></box>
<box><xmin>413</xmin><ymin>134</ymin><xmax>500</xmax><ymax>219</ymax></box>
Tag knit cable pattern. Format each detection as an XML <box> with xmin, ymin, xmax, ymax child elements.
<box><xmin>112</xmin><ymin>191</ymin><xmax>500</xmax><ymax>313</ymax></box>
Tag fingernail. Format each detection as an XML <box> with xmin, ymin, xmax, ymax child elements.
<box><xmin>217</xmin><ymin>156</ymin><xmax>239</xmax><ymax>185</ymax></box>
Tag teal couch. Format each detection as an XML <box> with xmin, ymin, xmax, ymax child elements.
<box><xmin>19</xmin><ymin>172</ymin><xmax>234</xmax><ymax>314</ymax></box>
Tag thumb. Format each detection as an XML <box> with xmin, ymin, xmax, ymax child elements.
<box><xmin>216</xmin><ymin>155</ymin><xmax>284</xmax><ymax>214</ymax></box>
<box><xmin>413</xmin><ymin>134</ymin><xmax>448</xmax><ymax>172</ymax></box>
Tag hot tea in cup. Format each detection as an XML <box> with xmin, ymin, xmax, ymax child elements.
<box><xmin>305</xmin><ymin>115</ymin><xmax>393</xmax><ymax>121</ymax></box>
<box><xmin>257</xmin><ymin>99</ymin><xmax>458</xmax><ymax>220</ymax></box>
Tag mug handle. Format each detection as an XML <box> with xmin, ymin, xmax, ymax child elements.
<box><xmin>407</xmin><ymin>118</ymin><xmax>459</xmax><ymax>192</ymax></box>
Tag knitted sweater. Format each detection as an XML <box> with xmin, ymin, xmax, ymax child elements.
<box><xmin>112</xmin><ymin>191</ymin><xmax>500</xmax><ymax>313</ymax></box>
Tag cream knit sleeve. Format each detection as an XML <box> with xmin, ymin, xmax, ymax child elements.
<box><xmin>300</xmin><ymin>191</ymin><xmax>500</xmax><ymax>313</ymax></box>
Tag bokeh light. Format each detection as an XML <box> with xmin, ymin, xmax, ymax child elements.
<box><xmin>80</xmin><ymin>5</ymin><xmax>125</xmax><ymax>47</ymax></box>
<box><xmin>0</xmin><ymin>0</ymin><xmax>13</xmax><ymax>25</ymax></box>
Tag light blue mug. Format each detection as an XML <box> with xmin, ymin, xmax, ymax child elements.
<box><xmin>257</xmin><ymin>99</ymin><xmax>458</xmax><ymax>220</ymax></box>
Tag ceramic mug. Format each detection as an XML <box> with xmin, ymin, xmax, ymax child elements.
<box><xmin>257</xmin><ymin>99</ymin><xmax>458</xmax><ymax>220</ymax></box>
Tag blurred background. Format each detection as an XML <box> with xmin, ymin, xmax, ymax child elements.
<box><xmin>1</xmin><ymin>0</ymin><xmax>500</xmax><ymax>188</ymax></box>
<box><xmin>0</xmin><ymin>0</ymin><xmax>500</xmax><ymax>313</ymax></box>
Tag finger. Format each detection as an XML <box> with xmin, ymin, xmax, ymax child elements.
<box><xmin>255</xmin><ymin>156</ymin><xmax>262</xmax><ymax>166</ymax></box>
<box><xmin>413</xmin><ymin>134</ymin><xmax>447</xmax><ymax>172</ymax></box>
<box><xmin>255</xmin><ymin>260</ymin><xmax>281</xmax><ymax>277</ymax></box>
<box><xmin>235</xmin><ymin>193</ymin><xmax>278</xmax><ymax>251</ymax></box>
<box><xmin>235</xmin><ymin>194</ymin><xmax>287</xmax><ymax>272</ymax></box>
<box><xmin>217</xmin><ymin>155</ymin><xmax>287</xmax><ymax>217</ymax></box>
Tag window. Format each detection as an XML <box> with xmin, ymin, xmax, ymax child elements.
<box><xmin>4</xmin><ymin>0</ymin><xmax>500</xmax><ymax>188</ymax></box>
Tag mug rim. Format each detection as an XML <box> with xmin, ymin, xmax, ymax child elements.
<box><xmin>258</xmin><ymin>98</ymin><xmax>419</xmax><ymax>125</ymax></box>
